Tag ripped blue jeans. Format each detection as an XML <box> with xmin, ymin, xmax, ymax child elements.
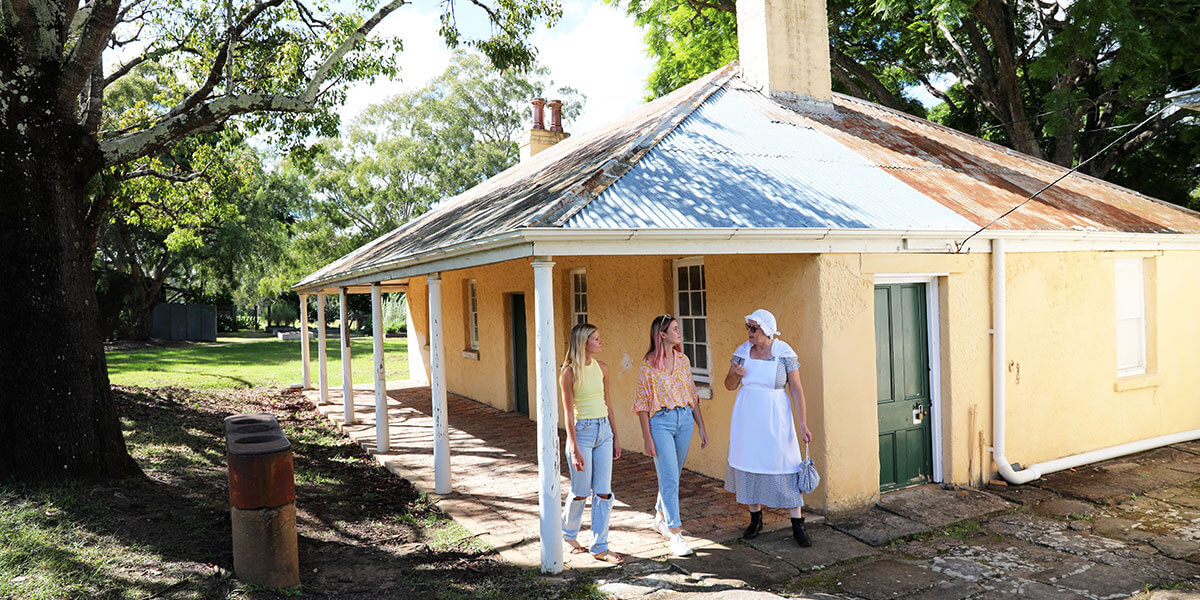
<box><xmin>562</xmin><ymin>417</ymin><xmax>615</xmax><ymax>554</ymax></box>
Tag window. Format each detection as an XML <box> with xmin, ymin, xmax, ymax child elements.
<box><xmin>571</xmin><ymin>269</ymin><xmax>588</xmax><ymax>325</ymax></box>
<box><xmin>467</xmin><ymin>279</ymin><xmax>479</xmax><ymax>351</ymax></box>
<box><xmin>1114</xmin><ymin>258</ymin><xmax>1145</xmax><ymax>376</ymax></box>
<box><xmin>673</xmin><ymin>257</ymin><xmax>709</xmax><ymax>379</ymax></box>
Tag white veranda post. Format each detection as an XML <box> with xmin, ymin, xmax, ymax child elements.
<box><xmin>299</xmin><ymin>294</ymin><xmax>311</xmax><ymax>388</ymax></box>
<box><xmin>340</xmin><ymin>287</ymin><xmax>354</xmax><ymax>424</ymax></box>
<box><xmin>532</xmin><ymin>258</ymin><xmax>561</xmax><ymax>574</ymax></box>
<box><xmin>428</xmin><ymin>273</ymin><xmax>450</xmax><ymax>494</ymax></box>
<box><xmin>317</xmin><ymin>294</ymin><xmax>329</xmax><ymax>404</ymax></box>
<box><xmin>371</xmin><ymin>283</ymin><xmax>389</xmax><ymax>453</ymax></box>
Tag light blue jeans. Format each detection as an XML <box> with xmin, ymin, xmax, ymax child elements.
<box><xmin>563</xmin><ymin>417</ymin><xmax>615</xmax><ymax>553</ymax></box>
<box><xmin>649</xmin><ymin>406</ymin><xmax>694</xmax><ymax>531</ymax></box>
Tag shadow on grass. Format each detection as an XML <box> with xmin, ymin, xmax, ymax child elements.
<box><xmin>2</xmin><ymin>386</ymin><xmax>601</xmax><ymax>600</ymax></box>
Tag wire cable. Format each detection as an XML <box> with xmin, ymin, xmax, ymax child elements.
<box><xmin>955</xmin><ymin>103</ymin><xmax>1175</xmax><ymax>252</ymax></box>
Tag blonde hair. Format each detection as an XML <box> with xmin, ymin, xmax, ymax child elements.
<box><xmin>562</xmin><ymin>323</ymin><xmax>598</xmax><ymax>384</ymax></box>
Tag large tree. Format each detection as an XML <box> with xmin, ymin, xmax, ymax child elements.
<box><xmin>0</xmin><ymin>0</ymin><xmax>560</xmax><ymax>480</ymax></box>
<box><xmin>615</xmin><ymin>0</ymin><xmax>1200</xmax><ymax>204</ymax></box>
<box><xmin>257</xmin><ymin>51</ymin><xmax>584</xmax><ymax>297</ymax></box>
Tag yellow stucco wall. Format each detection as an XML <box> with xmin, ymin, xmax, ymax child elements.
<box><xmin>397</xmin><ymin>249</ymin><xmax>1200</xmax><ymax>513</ymax></box>
<box><xmin>1002</xmin><ymin>250</ymin><xmax>1200</xmax><ymax>469</ymax></box>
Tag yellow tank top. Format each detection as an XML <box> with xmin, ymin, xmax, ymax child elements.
<box><xmin>573</xmin><ymin>360</ymin><xmax>607</xmax><ymax>419</ymax></box>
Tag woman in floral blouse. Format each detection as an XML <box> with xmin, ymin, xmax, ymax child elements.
<box><xmin>633</xmin><ymin>314</ymin><xmax>708</xmax><ymax>557</ymax></box>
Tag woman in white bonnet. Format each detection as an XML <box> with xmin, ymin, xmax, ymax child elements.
<box><xmin>723</xmin><ymin>309</ymin><xmax>813</xmax><ymax>546</ymax></box>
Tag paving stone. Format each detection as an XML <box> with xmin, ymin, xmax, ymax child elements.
<box><xmin>877</xmin><ymin>485</ymin><xmax>1013</xmax><ymax>528</ymax></box>
<box><xmin>904</xmin><ymin>580</ymin><xmax>982</xmax><ymax>600</ymax></box>
<box><xmin>929</xmin><ymin>555</ymin><xmax>1001</xmax><ymax>581</ymax></box>
<box><xmin>744</xmin><ymin>523</ymin><xmax>879</xmax><ymax>572</ymax></box>
<box><xmin>1036</xmin><ymin>467</ymin><xmax>1149</xmax><ymax>505</ymax></box>
<box><xmin>985</xmin><ymin>512</ymin><xmax>1126</xmax><ymax>556</ymax></box>
<box><xmin>1148</xmin><ymin>486</ymin><xmax>1200</xmax><ymax>511</ymax></box>
<box><xmin>666</xmin><ymin>542</ymin><xmax>798</xmax><ymax>588</ymax></box>
<box><xmin>973</xmin><ymin>578</ymin><xmax>1089</xmax><ymax>599</ymax></box>
<box><xmin>827</xmin><ymin>507</ymin><xmax>928</xmax><ymax>547</ymax></box>
<box><xmin>837</xmin><ymin>559</ymin><xmax>947</xmax><ymax>600</ymax></box>
<box><xmin>1067</xmin><ymin>520</ymin><xmax>1092</xmax><ymax>531</ymax></box>
<box><xmin>1035</xmin><ymin>559</ymin><xmax>1162</xmax><ymax>599</ymax></box>
<box><xmin>641</xmin><ymin>589</ymin><xmax>789</xmax><ymax>600</ymax></box>
<box><xmin>598</xmin><ymin>579</ymin><xmax>668</xmax><ymax>598</ymax></box>
<box><xmin>1031</xmin><ymin>498</ymin><xmax>1098</xmax><ymax>520</ymax></box>
<box><xmin>1152</xmin><ymin>536</ymin><xmax>1200</xmax><ymax>559</ymax></box>
<box><xmin>1114</xmin><ymin>495</ymin><xmax>1200</xmax><ymax>541</ymax></box>
<box><xmin>925</xmin><ymin>537</ymin><xmax>1078</xmax><ymax>581</ymax></box>
<box><xmin>989</xmin><ymin>483</ymin><xmax>1059</xmax><ymax>506</ymax></box>
<box><xmin>1142</xmin><ymin>592</ymin><xmax>1200</xmax><ymax>600</ymax></box>
<box><xmin>1092</xmin><ymin>516</ymin><xmax>1156</xmax><ymax>542</ymax></box>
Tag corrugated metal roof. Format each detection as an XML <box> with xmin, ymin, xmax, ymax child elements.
<box><xmin>565</xmin><ymin>85</ymin><xmax>977</xmax><ymax>230</ymax></box>
<box><xmin>808</xmin><ymin>94</ymin><xmax>1200</xmax><ymax>233</ymax></box>
<box><xmin>294</xmin><ymin>65</ymin><xmax>736</xmax><ymax>289</ymax></box>
<box><xmin>295</xmin><ymin>62</ymin><xmax>1200</xmax><ymax>290</ymax></box>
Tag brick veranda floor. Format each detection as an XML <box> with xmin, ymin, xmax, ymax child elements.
<box><xmin>305</xmin><ymin>382</ymin><xmax>795</xmax><ymax>570</ymax></box>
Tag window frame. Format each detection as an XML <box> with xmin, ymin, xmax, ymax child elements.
<box><xmin>467</xmin><ymin>278</ymin><xmax>479</xmax><ymax>351</ymax></box>
<box><xmin>1114</xmin><ymin>257</ymin><xmax>1146</xmax><ymax>377</ymax></box>
<box><xmin>570</xmin><ymin>268</ymin><xmax>588</xmax><ymax>326</ymax></box>
<box><xmin>672</xmin><ymin>257</ymin><xmax>710</xmax><ymax>382</ymax></box>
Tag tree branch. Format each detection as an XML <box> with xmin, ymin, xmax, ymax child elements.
<box><xmin>101</xmin><ymin>0</ymin><xmax>407</xmax><ymax>167</ymax></box>
<box><xmin>59</xmin><ymin>0</ymin><xmax>121</xmax><ymax>110</ymax></box>
<box><xmin>160</xmin><ymin>0</ymin><xmax>287</xmax><ymax>124</ymax></box>
<box><xmin>1087</xmin><ymin>108</ymin><xmax>1187</xmax><ymax>177</ymax></box>
<box><xmin>829</xmin><ymin>47</ymin><xmax>905</xmax><ymax>110</ymax></box>
<box><xmin>84</xmin><ymin>62</ymin><xmax>105</xmax><ymax>133</ymax></box>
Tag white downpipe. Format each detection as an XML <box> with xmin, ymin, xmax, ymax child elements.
<box><xmin>340</xmin><ymin>287</ymin><xmax>355</xmax><ymax>424</ymax></box>
<box><xmin>428</xmin><ymin>273</ymin><xmax>451</xmax><ymax>495</ymax></box>
<box><xmin>371</xmin><ymin>283</ymin><xmax>389</xmax><ymax>454</ymax></box>
<box><xmin>300</xmin><ymin>294</ymin><xmax>311</xmax><ymax>388</ymax></box>
<box><xmin>992</xmin><ymin>238</ymin><xmax>1200</xmax><ymax>484</ymax></box>
<box><xmin>317</xmin><ymin>294</ymin><xmax>329</xmax><ymax>405</ymax></box>
<box><xmin>532</xmin><ymin>258</ymin><xmax>562</xmax><ymax>574</ymax></box>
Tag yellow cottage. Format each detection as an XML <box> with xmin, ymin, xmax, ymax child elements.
<box><xmin>293</xmin><ymin>0</ymin><xmax>1200</xmax><ymax>574</ymax></box>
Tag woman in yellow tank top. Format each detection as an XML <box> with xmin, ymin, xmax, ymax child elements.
<box><xmin>560</xmin><ymin>323</ymin><xmax>623</xmax><ymax>563</ymax></box>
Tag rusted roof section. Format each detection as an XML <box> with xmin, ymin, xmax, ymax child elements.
<box><xmin>804</xmin><ymin>92</ymin><xmax>1200</xmax><ymax>233</ymax></box>
<box><xmin>294</xmin><ymin>64</ymin><xmax>735</xmax><ymax>289</ymax></box>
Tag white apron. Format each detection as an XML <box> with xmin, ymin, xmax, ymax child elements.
<box><xmin>727</xmin><ymin>355</ymin><xmax>802</xmax><ymax>474</ymax></box>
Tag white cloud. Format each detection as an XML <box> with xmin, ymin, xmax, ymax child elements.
<box><xmin>340</xmin><ymin>0</ymin><xmax>654</xmax><ymax>135</ymax></box>
<box><xmin>529</xmin><ymin>0</ymin><xmax>655</xmax><ymax>134</ymax></box>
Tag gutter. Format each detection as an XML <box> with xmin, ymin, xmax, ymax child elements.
<box><xmin>991</xmin><ymin>238</ymin><xmax>1200</xmax><ymax>485</ymax></box>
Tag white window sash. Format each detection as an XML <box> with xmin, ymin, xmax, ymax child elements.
<box><xmin>672</xmin><ymin>257</ymin><xmax>710</xmax><ymax>380</ymax></box>
<box><xmin>570</xmin><ymin>268</ymin><xmax>587</xmax><ymax>325</ymax></box>
<box><xmin>468</xmin><ymin>280</ymin><xmax>479</xmax><ymax>351</ymax></box>
<box><xmin>1114</xmin><ymin>258</ymin><xmax>1145</xmax><ymax>376</ymax></box>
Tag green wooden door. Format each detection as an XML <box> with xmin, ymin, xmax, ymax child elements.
<box><xmin>874</xmin><ymin>283</ymin><xmax>933</xmax><ymax>491</ymax></box>
<box><xmin>511</xmin><ymin>294</ymin><xmax>529</xmax><ymax>416</ymax></box>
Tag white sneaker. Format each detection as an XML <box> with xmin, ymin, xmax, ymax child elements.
<box><xmin>653</xmin><ymin>514</ymin><xmax>671</xmax><ymax>539</ymax></box>
<box><xmin>668</xmin><ymin>532</ymin><xmax>693</xmax><ymax>557</ymax></box>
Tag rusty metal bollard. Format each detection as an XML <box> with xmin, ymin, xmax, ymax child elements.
<box><xmin>224</xmin><ymin>413</ymin><xmax>299</xmax><ymax>589</ymax></box>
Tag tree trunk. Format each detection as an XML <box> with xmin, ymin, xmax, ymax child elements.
<box><xmin>0</xmin><ymin>58</ymin><xmax>141</xmax><ymax>480</ymax></box>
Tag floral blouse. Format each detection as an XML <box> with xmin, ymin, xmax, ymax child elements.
<box><xmin>632</xmin><ymin>349</ymin><xmax>700</xmax><ymax>414</ymax></box>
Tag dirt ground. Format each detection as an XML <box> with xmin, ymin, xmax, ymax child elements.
<box><xmin>13</xmin><ymin>387</ymin><xmax>602</xmax><ymax>599</ymax></box>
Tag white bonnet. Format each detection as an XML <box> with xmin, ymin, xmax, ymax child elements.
<box><xmin>745</xmin><ymin>309</ymin><xmax>780</xmax><ymax>338</ymax></box>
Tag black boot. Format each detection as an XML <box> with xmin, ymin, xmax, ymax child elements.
<box><xmin>742</xmin><ymin>510</ymin><xmax>763</xmax><ymax>540</ymax></box>
<box><xmin>791</xmin><ymin>517</ymin><xmax>811</xmax><ymax>547</ymax></box>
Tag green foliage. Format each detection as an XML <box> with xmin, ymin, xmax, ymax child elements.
<box><xmin>382</xmin><ymin>293</ymin><xmax>408</xmax><ymax>335</ymax></box>
<box><xmin>613</xmin><ymin>0</ymin><xmax>1200</xmax><ymax>204</ymax></box>
<box><xmin>255</xmin><ymin>51</ymin><xmax>585</xmax><ymax>299</ymax></box>
<box><xmin>621</xmin><ymin>0</ymin><xmax>738</xmax><ymax>99</ymax></box>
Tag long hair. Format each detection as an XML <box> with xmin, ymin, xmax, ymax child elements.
<box><xmin>643</xmin><ymin>315</ymin><xmax>680</xmax><ymax>370</ymax></box>
<box><xmin>562</xmin><ymin>322</ymin><xmax>598</xmax><ymax>384</ymax></box>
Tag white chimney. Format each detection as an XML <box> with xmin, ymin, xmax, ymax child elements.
<box><xmin>737</xmin><ymin>0</ymin><xmax>833</xmax><ymax>106</ymax></box>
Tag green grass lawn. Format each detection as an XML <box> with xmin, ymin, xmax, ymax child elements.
<box><xmin>106</xmin><ymin>336</ymin><xmax>409</xmax><ymax>389</ymax></box>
